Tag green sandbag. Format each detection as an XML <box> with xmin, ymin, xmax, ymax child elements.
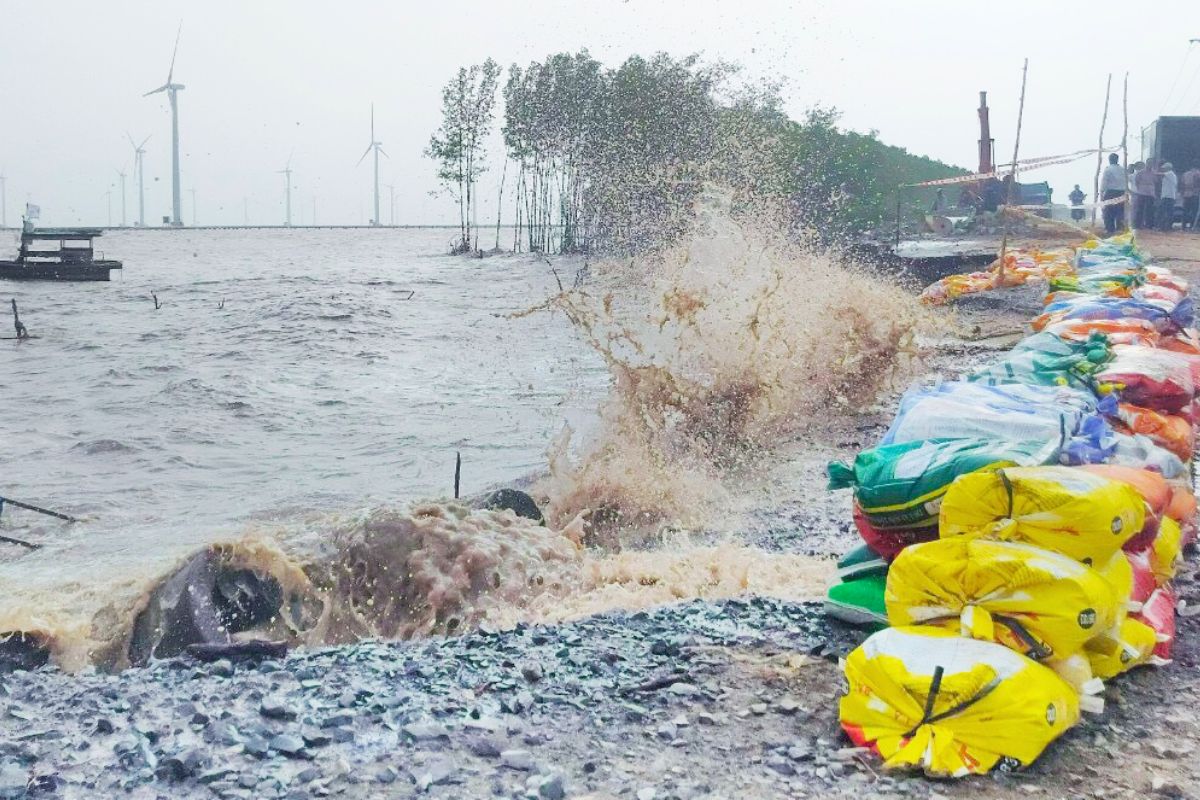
<box><xmin>969</xmin><ymin>332</ymin><xmax>1111</xmax><ymax>390</ymax></box>
<box><xmin>824</xmin><ymin>574</ymin><xmax>888</xmax><ymax>628</ymax></box>
<box><xmin>836</xmin><ymin>543</ymin><xmax>887</xmax><ymax>581</ymax></box>
<box><xmin>827</xmin><ymin>437</ymin><xmax>1059</xmax><ymax>530</ymax></box>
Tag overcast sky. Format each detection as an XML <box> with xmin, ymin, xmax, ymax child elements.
<box><xmin>2</xmin><ymin>0</ymin><xmax>1198</xmax><ymax>227</ymax></box>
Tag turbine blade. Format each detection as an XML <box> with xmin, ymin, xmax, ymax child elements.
<box><xmin>356</xmin><ymin>144</ymin><xmax>372</xmax><ymax>165</ymax></box>
<box><xmin>140</xmin><ymin>136</ymin><xmax>151</xmax><ymax>148</ymax></box>
<box><xmin>167</xmin><ymin>21</ymin><xmax>182</xmax><ymax>84</ymax></box>
<box><xmin>144</xmin><ymin>84</ymin><xmax>169</xmax><ymax>96</ymax></box>
<box><xmin>127</xmin><ymin>132</ymin><xmax>137</xmax><ymax>148</ymax></box>
<box><xmin>378</xmin><ymin>146</ymin><xmax>389</xmax><ymax>159</ymax></box>
<box><xmin>371</xmin><ymin>103</ymin><xmax>375</xmax><ymax>140</ymax></box>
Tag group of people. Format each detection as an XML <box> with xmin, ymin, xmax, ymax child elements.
<box><xmin>1074</xmin><ymin>154</ymin><xmax>1200</xmax><ymax>234</ymax></box>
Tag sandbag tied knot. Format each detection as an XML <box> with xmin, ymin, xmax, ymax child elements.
<box><xmin>959</xmin><ymin>605</ymin><xmax>994</xmax><ymax>642</ymax></box>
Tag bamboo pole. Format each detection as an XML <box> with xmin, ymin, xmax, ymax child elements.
<box><xmin>1092</xmin><ymin>74</ymin><xmax>1113</xmax><ymax>230</ymax></box>
<box><xmin>998</xmin><ymin>58</ymin><xmax>1029</xmax><ymax>285</ymax></box>
<box><xmin>1123</xmin><ymin>72</ymin><xmax>1131</xmax><ymax>233</ymax></box>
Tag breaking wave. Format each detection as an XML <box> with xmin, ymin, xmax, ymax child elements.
<box><xmin>528</xmin><ymin>190</ymin><xmax>930</xmax><ymax>538</ymax></box>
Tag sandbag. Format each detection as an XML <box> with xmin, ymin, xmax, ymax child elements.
<box><xmin>1086</xmin><ymin>617</ymin><xmax>1159</xmax><ymax>678</ymax></box>
<box><xmin>828</xmin><ymin>438</ymin><xmax>1059</xmax><ymax>530</ymax></box>
<box><xmin>886</xmin><ymin>538</ymin><xmax>1124</xmax><ymax>662</ymax></box>
<box><xmin>1044</xmin><ymin>318</ymin><xmax>1160</xmax><ymax>349</ymax></box>
<box><xmin>836</xmin><ymin>543</ymin><xmax>888</xmax><ymax>581</ymax></box>
<box><xmin>1108</xmin><ymin>403</ymin><xmax>1194</xmax><ymax>461</ymax></box>
<box><xmin>852</xmin><ymin>503</ymin><xmax>935</xmax><ymax>561</ymax></box>
<box><xmin>939</xmin><ymin>467</ymin><xmax>1144</xmax><ymax>565</ymax></box>
<box><xmin>1034</xmin><ymin>296</ymin><xmax>1192</xmax><ymax>334</ymax></box>
<box><xmin>1097</xmin><ymin>345</ymin><xmax>1200</xmax><ymax>414</ymax></box>
<box><xmin>1108</xmin><ymin>432</ymin><xmax>1188</xmax><ymax>479</ymax></box>
<box><xmin>1077</xmin><ymin>464</ymin><xmax>1171</xmax><ymax>551</ymax></box>
<box><xmin>825</xmin><ymin>573</ymin><xmax>888</xmax><ymax>628</ymax></box>
<box><xmin>1151</xmin><ymin>516</ymin><xmax>1183</xmax><ymax>585</ymax></box>
<box><xmin>1126</xmin><ymin>549</ymin><xmax>1156</xmax><ymax>607</ymax></box>
<box><xmin>883</xmin><ymin>382</ymin><xmax>1102</xmax><ymax>449</ymax></box>
<box><xmin>1135</xmin><ymin>587</ymin><xmax>1176</xmax><ymax>660</ymax></box>
<box><xmin>840</xmin><ymin>627</ymin><xmax>1080</xmax><ymax>776</ymax></box>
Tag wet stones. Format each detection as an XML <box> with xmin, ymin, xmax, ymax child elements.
<box><xmin>259</xmin><ymin>697</ymin><xmax>296</xmax><ymax>721</ymax></box>
<box><xmin>268</xmin><ymin>734</ymin><xmax>308</xmax><ymax>759</ymax></box>
<box><xmin>500</xmin><ymin>749</ymin><xmax>535</xmax><ymax>771</ymax></box>
<box><xmin>0</xmin><ymin>764</ymin><xmax>27</xmax><ymax>800</ymax></box>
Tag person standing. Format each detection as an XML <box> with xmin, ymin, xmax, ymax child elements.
<box><xmin>1132</xmin><ymin>161</ymin><xmax>1156</xmax><ymax>230</ymax></box>
<box><xmin>1100</xmin><ymin>153</ymin><xmax>1127</xmax><ymax>233</ymax></box>
<box><xmin>1159</xmin><ymin>162</ymin><xmax>1178</xmax><ymax>232</ymax></box>
<box><xmin>1069</xmin><ymin>184</ymin><xmax>1086</xmax><ymax>223</ymax></box>
<box><xmin>1182</xmin><ymin>165</ymin><xmax>1200</xmax><ymax>229</ymax></box>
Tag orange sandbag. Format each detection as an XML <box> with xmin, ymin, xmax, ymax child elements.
<box><xmin>1165</xmin><ymin>481</ymin><xmax>1197</xmax><ymax>544</ymax></box>
<box><xmin>1160</xmin><ymin>330</ymin><xmax>1200</xmax><ymax>355</ymax></box>
<box><xmin>1110</xmin><ymin>403</ymin><xmax>1194</xmax><ymax>461</ymax></box>
<box><xmin>1044</xmin><ymin>318</ymin><xmax>1161</xmax><ymax>347</ymax></box>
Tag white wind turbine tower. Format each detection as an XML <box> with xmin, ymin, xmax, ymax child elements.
<box><xmin>278</xmin><ymin>157</ymin><xmax>294</xmax><ymax>227</ymax></box>
<box><xmin>144</xmin><ymin>24</ymin><xmax>186</xmax><ymax>227</ymax></box>
<box><xmin>127</xmin><ymin>134</ymin><xmax>150</xmax><ymax>227</ymax></box>
<box><xmin>115</xmin><ymin>168</ymin><xmax>127</xmax><ymax>227</ymax></box>
<box><xmin>356</xmin><ymin>104</ymin><xmax>387</xmax><ymax>226</ymax></box>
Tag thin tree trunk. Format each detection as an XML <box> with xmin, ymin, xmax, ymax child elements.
<box><xmin>494</xmin><ymin>157</ymin><xmax>508</xmax><ymax>251</ymax></box>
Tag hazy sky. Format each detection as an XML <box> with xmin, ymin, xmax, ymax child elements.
<box><xmin>2</xmin><ymin>0</ymin><xmax>1198</xmax><ymax>227</ymax></box>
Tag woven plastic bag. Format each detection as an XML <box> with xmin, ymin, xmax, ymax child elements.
<box><xmin>1086</xmin><ymin>617</ymin><xmax>1160</xmax><ymax>678</ymax></box>
<box><xmin>886</xmin><ymin>538</ymin><xmax>1125</xmax><ymax>662</ymax></box>
<box><xmin>828</xmin><ymin>438</ymin><xmax>1059</xmax><ymax>531</ymax></box>
<box><xmin>840</xmin><ymin>626</ymin><xmax>1080</xmax><ymax>777</ymax></box>
<box><xmin>939</xmin><ymin>467</ymin><xmax>1144</xmax><ymax>565</ymax></box>
<box><xmin>883</xmin><ymin>382</ymin><xmax>1102</xmax><ymax>449</ymax></box>
<box><xmin>1108</xmin><ymin>403</ymin><xmax>1194</xmax><ymax>461</ymax></box>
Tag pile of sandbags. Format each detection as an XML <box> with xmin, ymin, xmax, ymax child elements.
<box><xmin>828</xmin><ymin>233</ymin><xmax>1196</xmax><ymax>776</ymax></box>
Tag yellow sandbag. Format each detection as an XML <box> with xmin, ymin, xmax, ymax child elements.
<box><xmin>1151</xmin><ymin>516</ymin><xmax>1183</xmax><ymax>585</ymax></box>
<box><xmin>939</xmin><ymin>467</ymin><xmax>1144</xmax><ymax>565</ymax></box>
<box><xmin>840</xmin><ymin>627</ymin><xmax>1080</xmax><ymax>777</ymax></box>
<box><xmin>886</xmin><ymin>538</ymin><xmax>1123</xmax><ymax>662</ymax></box>
<box><xmin>1085</xmin><ymin>617</ymin><xmax>1159</xmax><ymax>678</ymax></box>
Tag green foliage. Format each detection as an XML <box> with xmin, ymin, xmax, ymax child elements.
<box><xmin>427</xmin><ymin>58</ymin><xmax>502</xmax><ymax>251</ymax></box>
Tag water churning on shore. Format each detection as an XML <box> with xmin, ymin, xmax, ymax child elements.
<box><xmin>532</xmin><ymin>194</ymin><xmax>929</xmax><ymax>537</ymax></box>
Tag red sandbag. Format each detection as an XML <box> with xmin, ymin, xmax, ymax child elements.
<box><xmin>1126</xmin><ymin>548</ymin><xmax>1156</xmax><ymax>607</ymax></box>
<box><xmin>851</xmin><ymin>502</ymin><xmax>935</xmax><ymax>562</ymax></box>
<box><xmin>1109</xmin><ymin>404</ymin><xmax>1195</xmax><ymax>461</ymax></box>
<box><xmin>1097</xmin><ymin>346</ymin><xmax>1200</xmax><ymax>414</ymax></box>
<box><xmin>1134</xmin><ymin>586</ymin><xmax>1176</xmax><ymax>659</ymax></box>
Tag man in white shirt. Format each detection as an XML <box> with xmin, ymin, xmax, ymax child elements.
<box><xmin>1159</xmin><ymin>162</ymin><xmax>1179</xmax><ymax>232</ymax></box>
<box><xmin>1099</xmin><ymin>153</ymin><xmax>1127</xmax><ymax>233</ymax></box>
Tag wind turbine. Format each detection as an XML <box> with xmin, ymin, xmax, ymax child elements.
<box><xmin>144</xmin><ymin>24</ymin><xmax>185</xmax><ymax>227</ymax></box>
<box><xmin>278</xmin><ymin>156</ymin><xmax>294</xmax><ymax>227</ymax></box>
<box><xmin>115</xmin><ymin>168</ymin><xmax>127</xmax><ymax>227</ymax></box>
<box><xmin>356</xmin><ymin>103</ymin><xmax>387</xmax><ymax>226</ymax></box>
<box><xmin>384</xmin><ymin>183</ymin><xmax>396</xmax><ymax>226</ymax></box>
<box><xmin>127</xmin><ymin>134</ymin><xmax>150</xmax><ymax>227</ymax></box>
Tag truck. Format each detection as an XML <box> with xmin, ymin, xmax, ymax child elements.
<box><xmin>1142</xmin><ymin>116</ymin><xmax>1200</xmax><ymax>172</ymax></box>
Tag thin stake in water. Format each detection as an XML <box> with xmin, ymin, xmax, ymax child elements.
<box><xmin>0</xmin><ymin>495</ymin><xmax>78</xmax><ymax>523</ymax></box>
<box><xmin>454</xmin><ymin>451</ymin><xmax>462</xmax><ymax>499</ymax></box>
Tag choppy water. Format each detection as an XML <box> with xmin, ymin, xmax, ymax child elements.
<box><xmin>1</xmin><ymin>228</ymin><xmax>607</xmax><ymax>543</ymax></box>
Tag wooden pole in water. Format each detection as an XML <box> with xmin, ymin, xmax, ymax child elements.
<box><xmin>1123</xmin><ymin>72</ymin><xmax>1131</xmax><ymax>233</ymax></box>
<box><xmin>998</xmin><ymin>58</ymin><xmax>1029</xmax><ymax>285</ymax></box>
<box><xmin>1092</xmin><ymin>74</ymin><xmax>1112</xmax><ymax>230</ymax></box>
<box><xmin>454</xmin><ymin>452</ymin><xmax>462</xmax><ymax>500</ymax></box>
<box><xmin>894</xmin><ymin>189</ymin><xmax>903</xmax><ymax>248</ymax></box>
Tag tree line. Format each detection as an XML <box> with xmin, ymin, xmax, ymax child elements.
<box><xmin>427</xmin><ymin>50</ymin><xmax>963</xmax><ymax>255</ymax></box>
